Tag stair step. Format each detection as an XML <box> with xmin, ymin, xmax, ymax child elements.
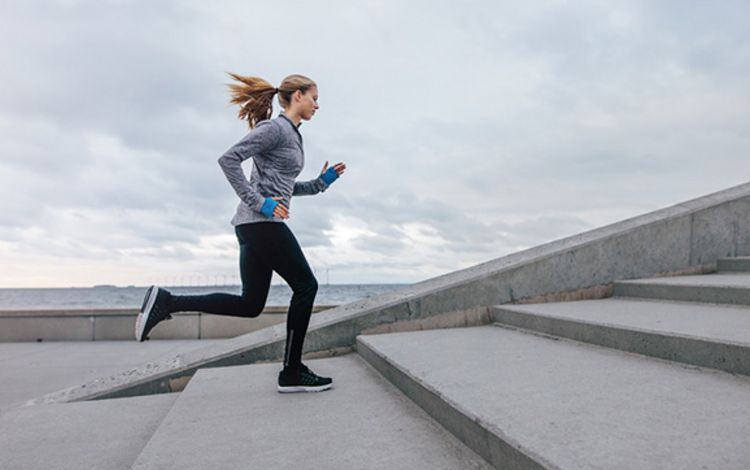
<box><xmin>492</xmin><ymin>299</ymin><xmax>750</xmax><ymax>375</ymax></box>
<box><xmin>357</xmin><ymin>326</ymin><xmax>750</xmax><ymax>469</ymax></box>
<box><xmin>613</xmin><ymin>273</ymin><xmax>750</xmax><ymax>305</ymax></box>
<box><xmin>718</xmin><ymin>257</ymin><xmax>750</xmax><ymax>272</ymax></box>
<box><xmin>0</xmin><ymin>393</ymin><xmax>178</xmax><ymax>470</ymax></box>
<box><xmin>130</xmin><ymin>355</ymin><xmax>492</xmax><ymax>470</ymax></box>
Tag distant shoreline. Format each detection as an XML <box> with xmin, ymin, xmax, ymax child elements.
<box><xmin>0</xmin><ymin>283</ymin><xmax>408</xmax><ymax>311</ymax></box>
<box><xmin>0</xmin><ymin>283</ymin><xmax>409</xmax><ymax>290</ymax></box>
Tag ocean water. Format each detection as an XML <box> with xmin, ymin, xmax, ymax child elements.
<box><xmin>0</xmin><ymin>284</ymin><xmax>407</xmax><ymax>311</ymax></box>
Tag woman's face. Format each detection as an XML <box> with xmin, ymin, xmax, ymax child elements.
<box><xmin>297</xmin><ymin>85</ymin><xmax>319</xmax><ymax>120</ymax></box>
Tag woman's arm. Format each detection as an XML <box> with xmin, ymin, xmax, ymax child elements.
<box><xmin>293</xmin><ymin>161</ymin><xmax>347</xmax><ymax>196</ymax></box>
<box><xmin>293</xmin><ymin>176</ymin><xmax>329</xmax><ymax>196</ymax></box>
<box><xmin>217</xmin><ymin>121</ymin><xmax>281</xmax><ymax>212</ymax></box>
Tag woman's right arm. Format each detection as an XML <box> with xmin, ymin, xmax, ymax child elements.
<box><xmin>217</xmin><ymin>121</ymin><xmax>281</xmax><ymax>213</ymax></box>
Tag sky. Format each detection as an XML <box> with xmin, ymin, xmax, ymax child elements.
<box><xmin>1</xmin><ymin>0</ymin><xmax>749</xmax><ymax>288</ymax></box>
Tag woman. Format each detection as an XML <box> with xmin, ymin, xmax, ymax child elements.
<box><xmin>135</xmin><ymin>73</ymin><xmax>345</xmax><ymax>393</ymax></box>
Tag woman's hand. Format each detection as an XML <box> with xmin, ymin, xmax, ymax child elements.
<box><xmin>261</xmin><ymin>196</ymin><xmax>289</xmax><ymax>219</ymax></box>
<box><xmin>320</xmin><ymin>160</ymin><xmax>346</xmax><ymax>184</ymax></box>
<box><xmin>271</xmin><ymin>197</ymin><xmax>289</xmax><ymax>219</ymax></box>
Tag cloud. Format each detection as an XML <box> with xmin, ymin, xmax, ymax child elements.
<box><xmin>1</xmin><ymin>0</ymin><xmax>749</xmax><ymax>287</ymax></box>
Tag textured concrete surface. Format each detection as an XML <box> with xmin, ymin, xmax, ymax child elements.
<box><xmin>0</xmin><ymin>315</ymin><xmax>94</xmax><ymax>341</ymax></box>
<box><xmin>0</xmin><ymin>393</ymin><xmax>177</xmax><ymax>470</ymax></box>
<box><xmin>493</xmin><ymin>298</ymin><xmax>750</xmax><ymax>375</ymax></box>
<box><xmin>718</xmin><ymin>256</ymin><xmax>750</xmax><ymax>272</ymax></box>
<box><xmin>0</xmin><ymin>340</ymin><xmax>212</xmax><ymax>415</ymax></box>
<box><xmin>130</xmin><ymin>355</ymin><xmax>492</xmax><ymax>470</ymax></box>
<box><xmin>31</xmin><ymin>183</ymin><xmax>750</xmax><ymax>404</ymax></box>
<box><xmin>615</xmin><ymin>273</ymin><xmax>750</xmax><ymax>305</ymax></box>
<box><xmin>495</xmin><ymin>298</ymin><xmax>750</xmax><ymax>345</ymax></box>
<box><xmin>358</xmin><ymin>327</ymin><xmax>750</xmax><ymax>469</ymax></box>
<box><xmin>689</xmin><ymin>197</ymin><xmax>750</xmax><ymax>264</ymax></box>
<box><xmin>619</xmin><ymin>273</ymin><xmax>750</xmax><ymax>287</ymax></box>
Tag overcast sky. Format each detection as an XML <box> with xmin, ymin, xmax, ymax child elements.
<box><xmin>1</xmin><ymin>0</ymin><xmax>749</xmax><ymax>288</ymax></box>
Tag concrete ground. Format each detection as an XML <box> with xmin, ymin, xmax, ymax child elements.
<box><xmin>0</xmin><ymin>339</ymin><xmax>217</xmax><ymax>415</ymax></box>
<box><xmin>0</xmin><ymin>393</ymin><xmax>178</xmax><ymax>470</ymax></box>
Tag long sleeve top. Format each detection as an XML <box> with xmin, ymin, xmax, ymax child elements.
<box><xmin>217</xmin><ymin>112</ymin><xmax>330</xmax><ymax>226</ymax></box>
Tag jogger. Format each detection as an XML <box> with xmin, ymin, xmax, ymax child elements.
<box><xmin>135</xmin><ymin>72</ymin><xmax>346</xmax><ymax>393</ymax></box>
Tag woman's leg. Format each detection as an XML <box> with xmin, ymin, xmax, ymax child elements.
<box><xmin>167</xmin><ymin>224</ymin><xmax>272</xmax><ymax>318</ymax></box>
<box><xmin>243</xmin><ymin>223</ymin><xmax>318</xmax><ymax>371</ymax></box>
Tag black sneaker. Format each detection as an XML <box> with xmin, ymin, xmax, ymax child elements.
<box><xmin>277</xmin><ymin>363</ymin><xmax>333</xmax><ymax>393</ymax></box>
<box><xmin>135</xmin><ymin>285</ymin><xmax>174</xmax><ymax>342</ymax></box>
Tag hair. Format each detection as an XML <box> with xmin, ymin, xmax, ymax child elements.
<box><xmin>226</xmin><ymin>73</ymin><xmax>317</xmax><ymax>128</ymax></box>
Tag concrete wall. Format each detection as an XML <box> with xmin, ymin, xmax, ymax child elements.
<box><xmin>302</xmin><ymin>181</ymin><xmax>750</xmax><ymax>353</ymax></box>
<box><xmin>0</xmin><ymin>306</ymin><xmax>335</xmax><ymax>342</ymax></box>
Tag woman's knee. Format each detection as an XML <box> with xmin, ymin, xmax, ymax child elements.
<box><xmin>241</xmin><ymin>293</ymin><xmax>266</xmax><ymax>318</ymax></box>
<box><xmin>293</xmin><ymin>276</ymin><xmax>318</xmax><ymax>298</ymax></box>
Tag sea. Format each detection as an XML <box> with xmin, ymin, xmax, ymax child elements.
<box><xmin>0</xmin><ymin>284</ymin><xmax>408</xmax><ymax>311</ymax></box>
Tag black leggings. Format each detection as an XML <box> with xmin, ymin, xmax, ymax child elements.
<box><xmin>168</xmin><ymin>222</ymin><xmax>318</xmax><ymax>370</ymax></box>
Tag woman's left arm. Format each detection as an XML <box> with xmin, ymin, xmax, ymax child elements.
<box><xmin>293</xmin><ymin>161</ymin><xmax>347</xmax><ymax>196</ymax></box>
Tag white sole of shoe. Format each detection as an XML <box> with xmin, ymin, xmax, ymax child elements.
<box><xmin>277</xmin><ymin>383</ymin><xmax>333</xmax><ymax>393</ymax></box>
<box><xmin>135</xmin><ymin>286</ymin><xmax>158</xmax><ymax>342</ymax></box>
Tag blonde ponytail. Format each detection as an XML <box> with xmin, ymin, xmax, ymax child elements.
<box><xmin>227</xmin><ymin>72</ymin><xmax>317</xmax><ymax>129</ymax></box>
<box><xmin>226</xmin><ymin>73</ymin><xmax>276</xmax><ymax>129</ymax></box>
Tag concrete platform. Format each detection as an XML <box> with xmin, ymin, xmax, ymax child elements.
<box><xmin>130</xmin><ymin>355</ymin><xmax>492</xmax><ymax>470</ymax></box>
<box><xmin>718</xmin><ymin>257</ymin><xmax>750</xmax><ymax>272</ymax></box>
<box><xmin>0</xmin><ymin>306</ymin><xmax>334</xmax><ymax>342</ymax></box>
<box><xmin>492</xmin><ymin>298</ymin><xmax>750</xmax><ymax>375</ymax></box>
<box><xmin>0</xmin><ymin>393</ymin><xmax>178</xmax><ymax>470</ymax></box>
<box><xmin>357</xmin><ymin>326</ymin><xmax>750</xmax><ymax>469</ymax></box>
<box><xmin>0</xmin><ymin>339</ymin><xmax>214</xmax><ymax>415</ymax></box>
<box><xmin>614</xmin><ymin>273</ymin><xmax>750</xmax><ymax>305</ymax></box>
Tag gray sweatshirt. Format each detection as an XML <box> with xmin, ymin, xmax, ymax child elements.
<box><xmin>217</xmin><ymin>112</ymin><xmax>330</xmax><ymax>226</ymax></box>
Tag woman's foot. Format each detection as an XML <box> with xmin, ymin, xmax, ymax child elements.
<box><xmin>277</xmin><ymin>363</ymin><xmax>333</xmax><ymax>393</ymax></box>
<box><xmin>135</xmin><ymin>285</ymin><xmax>174</xmax><ymax>342</ymax></box>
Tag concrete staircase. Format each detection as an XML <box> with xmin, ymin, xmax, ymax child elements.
<box><xmin>3</xmin><ymin>257</ymin><xmax>750</xmax><ymax>469</ymax></box>
<box><xmin>129</xmin><ymin>355</ymin><xmax>492</xmax><ymax>470</ymax></box>
<box><xmin>357</xmin><ymin>257</ymin><xmax>750</xmax><ymax>468</ymax></box>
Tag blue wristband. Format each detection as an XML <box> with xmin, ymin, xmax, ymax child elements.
<box><xmin>321</xmin><ymin>167</ymin><xmax>339</xmax><ymax>185</ymax></box>
<box><xmin>260</xmin><ymin>197</ymin><xmax>278</xmax><ymax>218</ymax></box>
